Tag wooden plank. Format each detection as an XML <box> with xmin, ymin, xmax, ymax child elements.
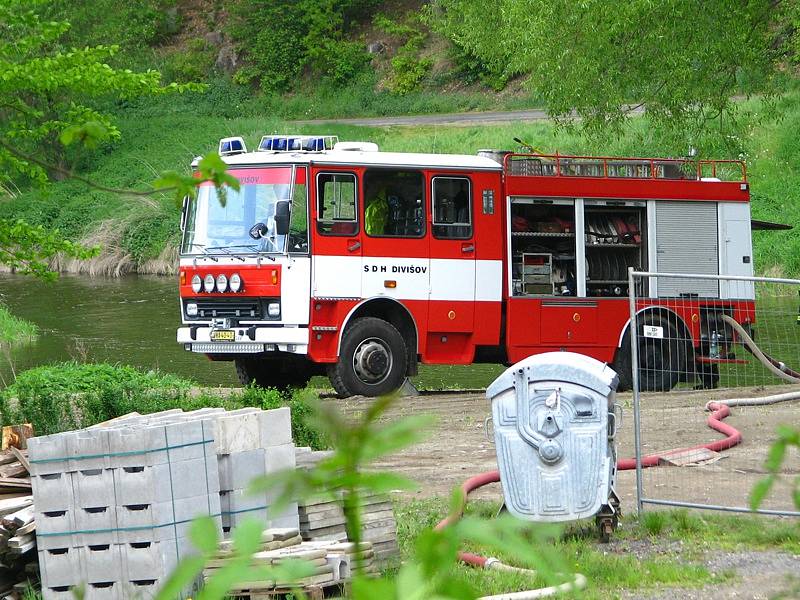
<box><xmin>3</xmin><ymin>506</ymin><xmax>33</xmax><ymax>531</ymax></box>
<box><xmin>1</xmin><ymin>425</ymin><xmax>33</xmax><ymax>451</ymax></box>
<box><xmin>8</xmin><ymin>448</ymin><xmax>28</xmax><ymax>475</ymax></box>
<box><xmin>0</xmin><ymin>464</ymin><xmax>26</xmax><ymax>480</ymax></box>
<box><xmin>658</xmin><ymin>447</ymin><xmax>722</xmax><ymax>466</ymax></box>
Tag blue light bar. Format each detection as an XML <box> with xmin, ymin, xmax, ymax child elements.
<box><xmin>258</xmin><ymin>135</ymin><xmax>339</xmax><ymax>152</ymax></box>
<box><xmin>218</xmin><ymin>137</ymin><xmax>247</xmax><ymax>156</ymax></box>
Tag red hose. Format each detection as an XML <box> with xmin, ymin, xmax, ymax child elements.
<box><xmin>441</xmin><ymin>400</ymin><xmax>744</xmax><ymax>567</ymax></box>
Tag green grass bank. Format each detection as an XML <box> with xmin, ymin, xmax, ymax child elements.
<box><xmin>2</xmin><ymin>94</ymin><xmax>799</xmax><ymax>277</ymax></box>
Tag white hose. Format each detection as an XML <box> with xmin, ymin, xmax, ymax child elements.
<box><xmin>720</xmin><ymin>315</ymin><xmax>800</xmax><ymax>384</ymax></box>
<box><xmin>477</xmin><ymin>558</ymin><xmax>587</xmax><ymax>600</ymax></box>
<box><xmin>706</xmin><ymin>389</ymin><xmax>800</xmax><ymax>411</ymax></box>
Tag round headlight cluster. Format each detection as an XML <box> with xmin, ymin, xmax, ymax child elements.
<box><xmin>192</xmin><ymin>272</ymin><xmax>243</xmax><ymax>293</ymax></box>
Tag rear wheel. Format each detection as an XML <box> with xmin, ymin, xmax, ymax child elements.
<box><xmin>695</xmin><ymin>361</ymin><xmax>720</xmax><ymax>389</ymax></box>
<box><xmin>328</xmin><ymin>317</ymin><xmax>408</xmax><ymax>398</ymax></box>
<box><xmin>235</xmin><ymin>356</ymin><xmax>312</xmax><ymax>391</ymax></box>
<box><xmin>614</xmin><ymin>315</ymin><xmax>685</xmax><ymax>392</ymax></box>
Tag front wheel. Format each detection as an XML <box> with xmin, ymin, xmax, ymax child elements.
<box><xmin>328</xmin><ymin>317</ymin><xmax>408</xmax><ymax>398</ymax></box>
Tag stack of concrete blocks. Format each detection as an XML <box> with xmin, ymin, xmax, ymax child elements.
<box><xmin>294</xmin><ymin>448</ymin><xmax>398</xmax><ymax>568</ymax></box>
<box><xmin>215</xmin><ymin>407</ymin><xmax>299</xmax><ymax>536</ymax></box>
<box><xmin>29</xmin><ymin>412</ymin><xmax>222</xmax><ymax>600</ymax></box>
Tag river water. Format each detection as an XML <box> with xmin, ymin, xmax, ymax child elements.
<box><xmin>0</xmin><ymin>274</ymin><xmax>503</xmax><ymax>389</ymax></box>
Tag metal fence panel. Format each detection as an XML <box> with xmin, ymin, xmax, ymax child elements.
<box><xmin>628</xmin><ymin>270</ymin><xmax>800</xmax><ymax>517</ymax></box>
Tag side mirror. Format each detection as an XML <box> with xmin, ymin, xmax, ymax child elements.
<box><xmin>249</xmin><ymin>222</ymin><xmax>269</xmax><ymax>239</ymax></box>
<box><xmin>275</xmin><ymin>200</ymin><xmax>290</xmax><ymax>236</ymax></box>
<box><xmin>180</xmin><ymin>196</ymin><xmax>190</xmax><ymax>232</ymax></box>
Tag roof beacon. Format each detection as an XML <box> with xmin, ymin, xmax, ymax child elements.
<box><xmin>258</xmin><ymin>135</ymin><xmax>339</xmax><ymax>152</ymax></box>
<box><xmin>218</xmin><ymin>137</ymin><xmax>247</xmax><ymax>156</ymax></box>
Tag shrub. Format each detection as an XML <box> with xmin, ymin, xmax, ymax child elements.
<box><xmin>0</xmin><ymin>363</ymin><xmax>329</xmax><ymax>449</ymax></box>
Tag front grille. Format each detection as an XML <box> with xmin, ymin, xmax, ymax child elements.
<box><xmin>185</xmin><ymin>298</ymin><xmax>262</xmax><ymax>320</ymax></box>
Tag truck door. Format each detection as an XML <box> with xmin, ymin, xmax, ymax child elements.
<box><xmin>428</xmin><ymin>175</ymin><xmax>476</xmax><ymax>333</ymax></box>
<box><xmin>311</xmin><ymin>170</ymin><xmax>362</xmax><ymax>298</ymax></box>
<box><xmin>359</xmin><ymin>168</ymin><xmax>429</xmax><ymax>305</ymax></box>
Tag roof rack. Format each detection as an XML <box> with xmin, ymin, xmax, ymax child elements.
<box><xmin>504</xmin><ymin>153</ymin><xmax>747</xmax><ymax>182</ymax></box>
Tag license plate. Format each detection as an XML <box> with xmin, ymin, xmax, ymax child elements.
<box><xmin>210</xmin><ymin>329</ymin><xmax>235</xmax><ymax>342</ymax></box>
<box><xmin>643</xmin><ymin>325</ymin><xmax>664</xmax><ymax>339</ymax></box>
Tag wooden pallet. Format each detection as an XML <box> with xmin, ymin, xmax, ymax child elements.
<box><xmin>229</xmin><ymin>580</ymin><xmax>347</xmax><ymax>600</ymax></box>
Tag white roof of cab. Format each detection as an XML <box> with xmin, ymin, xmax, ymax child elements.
<box><xmin>192</xmin><ymin>149</ymin><xmax>503</xmax><ymax>171</ymax></box>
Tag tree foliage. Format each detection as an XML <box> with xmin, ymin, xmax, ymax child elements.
<box><xmin>434</xmin><ymin>0</ymin><xmax>799</xmax><ymax>142</ymax></box>
<box><xmin>228</xmin><ymin>0</ymin><xmax>380</xmax><ymax>89</ymax></box>
<box><xmin>0</xmin><ymin>0</ymin><xmax>229</xmax><ymax>277</ymax></box>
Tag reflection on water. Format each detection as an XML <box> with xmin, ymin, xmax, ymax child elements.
<box><xmin>0</xmin><ymin>274</ymin><xmax>238</xmax><ymax>387</ymax></box>
<box><xmin>0</xmin><ymin>274</ymin><xmax>504</xmax><ymax>390</ymax></box>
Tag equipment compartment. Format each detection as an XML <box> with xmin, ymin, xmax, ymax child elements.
<box><xmin>584</xmin><ymin>201</ymin><xmax>647</xmax><ymax>297</ymax></box>
<box><xmin>510</xmin><ymin>199</ymin><xmax>577</xmax><ymax>296</ymax></box>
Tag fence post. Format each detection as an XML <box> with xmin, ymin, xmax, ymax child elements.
<box><xmin>628</xmin><ymin>268</ymin><xmax>644</xmax><ymax>516</ymax></box>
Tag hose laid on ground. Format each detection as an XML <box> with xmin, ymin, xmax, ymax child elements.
<box><xmin>436</xmin><ymin>472</ymin><xmax>587</xmax><ymax>599</ymax></box>
<box><xmin>721</xmin><ymin>314</ymin><xmax>800</xmax><ymax>382</ymax></box>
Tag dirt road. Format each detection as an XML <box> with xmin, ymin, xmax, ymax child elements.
<box><xmin>336</xmin><ymin>384</ymin><xmax>800</xmax><ymax>513</ymax></box>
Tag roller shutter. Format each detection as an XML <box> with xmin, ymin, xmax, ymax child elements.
<box><xmin>655</xmin><ymin>202</ymin><xmax>719</xmax><ymax>297</ymax></box>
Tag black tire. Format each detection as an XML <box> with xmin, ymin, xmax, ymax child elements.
<box><xmin>328</xmin><ymin>317</ymin><xmax>408</xmax><ymax>398</ymax></box>
<box><xmin>613</xmin><ymin>315</ymin><xmax>684</xmax><ymax>392</ymax></box>
<box><xmin>235</xmin><ymin>356</ymin><xmax>312</xmax><ymax>391</ymax></box>
<box><xmin>695</xmin><ymin>361</ymin><xmax>720</xmax><ymax>389</ymax></box>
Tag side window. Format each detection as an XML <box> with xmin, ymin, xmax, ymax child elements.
<box><xmin>316</xmin><ymin>173</ymin><xmax>358</xmax><ymax>236</ymax></box>
<box><xmin>432</xmin><ymin>177</ymin><xmax>472</xmax><ymax>239</ymax></box>
<box><xmin>363</xmin><ymin>169</ymin><xmax>424</xmax><ymax>237</ymax></box>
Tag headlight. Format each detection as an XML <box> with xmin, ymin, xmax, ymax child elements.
<box><xmin>216</xmin><ymin>274</ymin><xmax>228</xmax><ymax>292</ymax></box>
<box><xmin>186</xmin><ymin>303</ymin><xmax>198</xmax><ymax>317</ymax></box>
<box><xmin>191</xmin><ymin>275</ymin><xmax>202</xmax><ymax>294</ymax></box>
<box><xmin>267</xmin><ymin>302</ymin><xmax>280</xmax><ymax>318</ymax></box>
<box><xmin>203</xmin><ymin>274</ymin><xmax>215</xmax><ymax>293</ymax></box>
<box><xmin>229</xmin><ymin>273</ymin><xmax>242</xmax><ymax>293</ymax></box>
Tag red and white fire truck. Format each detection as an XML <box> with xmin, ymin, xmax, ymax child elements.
<box><xmin>177</xmin><ymin>135</ymin><xmax>756</xmax><ymax>396</ymax></box>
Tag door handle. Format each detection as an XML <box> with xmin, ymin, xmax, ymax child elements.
<box><xmin>347</xmin><ymin>240</ymin><xmax>361</xmax><ymax>252</ymax></box>
<box><xmin>461</xmin><ymin>243</ymin><xmax>475</xmax><ymax>253</ymax></box>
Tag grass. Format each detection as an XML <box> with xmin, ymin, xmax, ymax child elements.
<box><xmin>3</xmin><ymin>92</ymin><xmax>800</xmax><ymax>276</ymax></box>
<box><xmin>394</xmin><ymin>499</ymin><xmax>800</xmax><ymax>598</ymax></box>
<box><xmin>0</xmin><ymin>305</ymin><xmax>37</xmax><ymax>346</ymax></box>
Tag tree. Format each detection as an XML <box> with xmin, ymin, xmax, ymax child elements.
<box><xmin>434</xmin><ymin>0</ymin><xmax>798</xmax><ymax>145</ymax></box>
<box><xmin>0</xmin><ymin>0</ymin><xmax>234</xmax><ymax>277</ymax></box>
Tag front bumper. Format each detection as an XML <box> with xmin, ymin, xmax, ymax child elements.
<box><xmin>177</xmin><ymin>326</ymin><xmax>309</xmax><ymax>354</ymax></box>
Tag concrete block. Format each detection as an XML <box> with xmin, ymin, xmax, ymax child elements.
<box><xmin>68</xmin><ymin>429</ymin><xmax>110</xmax><ymax>471</ymax></box>
<box><xmin>32</xmin><ymin>472</ymin><xmax>73</xmax><ymax>513</ymax></box>
<box><xmin>82</xmin><ymin>544</ymin><xmax>122</xmax><ymax>584</ymax></box>
<box><xmin>258</xmin><ymin>407</ymin><xmax>292</xmax><ymax>447</ymax></box>
<box><xmin>39</xmin><ymin>547</ymin><xmax>81</xmax><ymax>588</ymax></box>
<box><xmin>42</xmin><ymin>586</ymin><xmax>77</xmax><ymax>600</ymax></box>
<box><xmin>228</xmin><ymin>489</ymin><xmax>268</xmax><ymax>528</ymax></box>
<box><xmin>116</xmin><ymin>503</ymin><xmax>155</xmax><ymax>543</ymax></box>
<box><xmin>161</xmin><ymin>419</ymin><xmax>214</xmax><ymax>463</ymax></box>
<box><xmin>121</xmin><ymin>541</ymin><xmax>163</xmax><ymax>582</ymax></box>
<box><xmin>122</xmin><ymin>580</ymin><xmax>158</xmax><ymax>600</ymax></box>
<box><xmin>106</xmin><ymin>426</ymin><xmax>166</xmax><ymax>468</ymax></box>
<box><xmin>113</xmin><ymin>465</ymin><xmax>154</xmax><ymax>506</ymax></box>
<box><xmin>36</xmin><ymin>508</ymin><xmax>75</xmax><ymax>550</ymax></box>
<box><xmin>153</xmin><ymin>457</ymin><xmax>218</xmax><ymax>502</ymax></box>
<box><xmin>264</xmin><ymin>443</ymin><xmax>296</xmax><ymax>475</ymax></box>
<box><xmin>28</xmin><ymin>433</ymin><xmax>70</xmax><ymax>476</ymax></box>
<box><xmin>75</xmin><ymin>505</ymin><xmax>117</xmax><ymax>546</ymax></box>
<box><xmin>214</xmin><ymin>411</ymin><xmax>260</xmax><ymax>454</ymax></box>
<box><xmin>217</xmin><ymin>455</ymin><xmax>232</xmax><ymax>492</ymax></box>
<box><xmin>84</xmin><ymin>581</ymin><xmax>122</xmax><ymax>600</ymax></box>
<box><xmin>154</xmin><ymin>496</ymin><xmax>218</xmax><ymax>540</ymax></box>
<box><xmin>72</xmin><ymin>468</ymin><xmax>115</xmax><ymax>508</ymax></box>
<box><xmin>228</xmin><ymin>449</ymin><xmax>266</xmax><ymax>490</ymax></box>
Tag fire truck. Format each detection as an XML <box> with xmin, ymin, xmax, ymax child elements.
<box><xmin>177</xmin><ymin>135</ymin><xmax>756</xmax><ymax>397</ymax></box>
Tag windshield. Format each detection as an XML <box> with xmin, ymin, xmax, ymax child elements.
<box><xmin>181</xmin><ymin>167</ymin><xmax>308</xmax><ymax>255</ymax></box>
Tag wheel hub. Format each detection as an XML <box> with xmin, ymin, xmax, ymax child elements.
<box><xmin>353</xmin><ymin>338</ymin><xmax>393</xmax><ymax>384</ymax></box>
